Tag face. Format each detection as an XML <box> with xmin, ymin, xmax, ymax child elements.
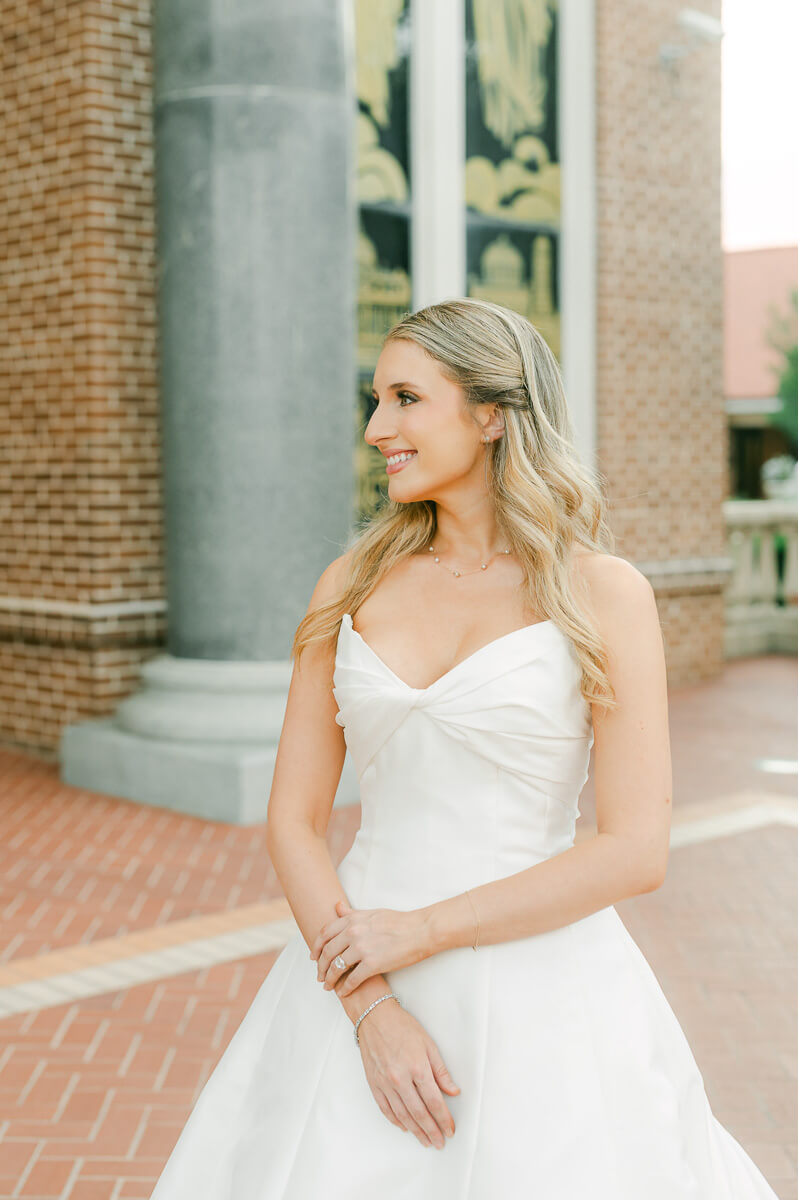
<box><xmin>365</xmin><ymin>339</ymin><xmax>500</xmax><ymax>503</ymax></box>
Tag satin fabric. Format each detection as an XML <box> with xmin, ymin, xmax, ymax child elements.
<box><xmin>149</xmin><ymin>612</ymin><xmax>780</xmax><ymax>1199</ymax></box>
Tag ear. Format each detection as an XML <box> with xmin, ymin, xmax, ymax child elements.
<box><xmin>482</xmin><ymin>403</ymin><xmax>506</xmax><ymax>442</ymax></box>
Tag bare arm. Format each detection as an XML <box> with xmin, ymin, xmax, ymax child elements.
<box><xmin>265</xmin><ymin>552</ymin><xmax>394</xmax><ymax>1026</ymax></box>
<box><xmin>266</xmin><ymin>555</ymin><xmax>461</xmax><ymax>1150</ymax></box>
<box><xmin>420</xmin><ymin>555</ymin><xmax>673</xmax><ymax>955</ymax></box>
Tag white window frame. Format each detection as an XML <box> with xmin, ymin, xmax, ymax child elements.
<box><xmin>410</xmin><ymin>0</ymin><xmax>596</xmax><ymax>463</ymax></box>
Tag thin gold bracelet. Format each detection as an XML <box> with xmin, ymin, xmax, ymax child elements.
<box><xmin>464</xmin><ymin>888</ymin><xmax>480</xmax><ymax>950</ymax></box>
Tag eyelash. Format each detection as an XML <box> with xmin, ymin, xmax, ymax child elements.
<box><xmin>371</xmin><ymin>391</ymin><xmax>418</xmax><ymax>410</ymax></box>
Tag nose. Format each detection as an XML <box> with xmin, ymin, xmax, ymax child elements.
<box><xmin>364</xmin><ymin>409</ymin><xmax>395</xmax><ymax>450</ymax></box>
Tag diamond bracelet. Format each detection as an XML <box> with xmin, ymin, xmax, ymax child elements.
<box><xmin>353</xmin><ymin>991</ymin><xmax>402</xmax><ymax>1046</ymax></box>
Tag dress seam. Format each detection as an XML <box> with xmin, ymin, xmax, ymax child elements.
<box><xmin>359</xmin><ymin>764</ymin><xmax>377</xmax><ymax>907</ymax></box>
<box><xmin>613</xmin><ymin>917</ymin><xmax>707</xmax><ymax>1197</ymax></box>
<box><xmin>276</xmin><ymin>1008</ymin><xmax>350</xmax><ymax>1197</ymax></box>
<box><xmin>166</xmin><ymin>935</ymin><xmax>304</xmax><ymax>1199</ymax></box>
<box><xmin>567</xmin><ymin>917</ymin><xmax>625</xmax><ymax>1196</ymax></box>
<box><xmin>461</xmin><ymin>763</ymin><xmax>500</xmax><ymax>1199</ymax></box>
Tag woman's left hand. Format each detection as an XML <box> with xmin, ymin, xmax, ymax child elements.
<box><xmin>310</xmin><ymin>900</ymin><xmax>430</xmax><ymax>996</ymax></box>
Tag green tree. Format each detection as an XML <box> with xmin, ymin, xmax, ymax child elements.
<box><xmin>767</xmin><ymin>286</ymin><xmax>798</xmax><ymax>452</ymax></box>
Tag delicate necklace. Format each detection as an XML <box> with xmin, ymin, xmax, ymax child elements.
<box><xmin>427</xmin><ymin>543</ymin><xmax>512</xmax><ymax>578</ymax></box>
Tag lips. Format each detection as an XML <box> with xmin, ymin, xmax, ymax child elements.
<box><xmin>385</xmin><ymin>450</ymin><xmax>418</xmax><ymax>474</ymax></box>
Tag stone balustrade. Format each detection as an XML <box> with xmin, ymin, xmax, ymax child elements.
<box><xmin>724</xmin><ymin>499</ymin><xmax>798</xmax><ymax>656</ymax></box>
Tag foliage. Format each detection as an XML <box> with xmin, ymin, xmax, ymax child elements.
<box><xmin>767</xmin><ymin>286</ymin><xmax>798</xmax><ymax>450</ymax></box>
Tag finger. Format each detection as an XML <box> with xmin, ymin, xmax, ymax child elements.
<box><xmin>403</xmin><ymin>1081</ymin><xmax>446</xmax><ymax>1149</ymax></box>
<box><xmin>427</xmin><ymin>1044</ymin><xmax>461</xmax><ymax>1098</ymax></box>
<box><xmin>318</xmin><ymin>937</ymin><xmax>354</xmax><ymax>987</ymax></box>
<box><xmin>413</xmin><ymin>1069</ymin><xmax>455</xmax><ymax>1140</ymax></box>
<box><xmin>385</xmin><ymin>1092</ymin><xmax>414</xmax><ymax>1136</ymax></box>
<box><xmin>310</xmin><ymin>917</ymin><xmax>346</xmax><ymax>961</ymax></box>
<box><xmin>309</xmin><ymin>931</ymin><xmax>327</xmax><ymax>961</ymax></box>
<box><xmin>339</xmin><ymin>957</ymin><xmax>381</xmax><ymax>994</ymax></box>
<box><xmin>337</xmin><ymin>963</ymin><xmax>368</xmax><ymax>996</ymax></box>
<box><xmin>316</xmin><ymin>934</ymin><xmax>346</xmax><ymax>982</ymax></box>
<box><xmin>312</xmin><ymin>916</ymin><xmax>348</xmax><ymax>964</ymax></box>
<box><xmin>389</xmin><ymin>1090</ymin><xmax>433</xmax><ymax>1147</ymax></box>
<box><xmin>323</xmin><ymin>942</ymin><xmax>357</xmax><ymax>990</ymax></box>
<box><xmin>374</xmin><ymin>1090</ymin><xmax>404</xmax><ymax>1130</ymax></box>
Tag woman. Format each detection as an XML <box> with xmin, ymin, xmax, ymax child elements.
<box><xmin>149</xmin><ymin>298</ymin><xmax>780</xmax><ymax>1197</ymax></box>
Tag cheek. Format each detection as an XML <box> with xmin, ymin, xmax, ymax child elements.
<box><xmin>411</xmin><ymin>414</ymin><xmax>466</xmax><ymax>451</ymax></box>
<box><xmin>417</xmin><ymin>429</ymin><xmax>474</xmax><ymax>465</ymax></box>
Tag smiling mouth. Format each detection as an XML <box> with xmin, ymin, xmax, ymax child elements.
<box><xmin>385</xmin><ymin>451</ymin><xmax>418</xmax><ymax>473</ymax></box>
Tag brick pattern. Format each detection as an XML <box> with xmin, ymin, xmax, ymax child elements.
<box><xmin>0</xmin><ymin>653</ymin><xmax>796</xmax><ymax>1194</ymax></box>
<box><xmin>595</xmin><ymin>0</ymin><xmax>727</xmax><ymax>684</ymax></box>
<box><xmin>0</xmin><ymin>748</ymin><xmax>361</xmax><ymax>966</ymax></box>
<box><xmin>577</xmin><ymin>652</ymin><xmax>798</xmax><ymax>836</ymax></box>
<box><xmin>2</xmin><ymin>652</ymin><xmax>794</xmax><ymax>969</ymax></box>
<box><xmin>0</xmin><ymin>807</ymin><xmax>794</xmax><ymax>1195</ymax></box>
<box><xmin>0</xmin><ymin>900</ymin><xmax>293</xmax><ymax>990</ymax></box>
<box><xmin>655</xmin><ymin>590</ymin><xmax>727</xmax><ymax>684</ymax></box>
<box><xmin>0</xmin><ymin>955</ymin><xmax>283</xmax><ymax>1200</ymax></box>
<box><xmin>616</xmin><ymin>824</ymin><xmax>798</xmax><ymax>1197</ymax></box>
<box><xmin>0</xmin><ymin>0</ymin><xmax>164</xmax><ymax>754</ymax></box>
<box><xmin>1</xmin><ymin>0</ymin><xmax>730</xmax><ymax>753</ymax></box>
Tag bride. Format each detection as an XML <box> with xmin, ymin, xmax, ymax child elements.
<box><xmin>150</xmin><ymin>297</ymin><xmax>779</xmax><ymax>1197</ymax></box>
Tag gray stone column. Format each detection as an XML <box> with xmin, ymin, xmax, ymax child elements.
<box><xmin>61</xmin><ymin>0</ymin><xmax>359</xmax><ymax>822</ymax></box>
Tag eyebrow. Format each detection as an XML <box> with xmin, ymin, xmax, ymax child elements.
<box><xmin>370</xmin><ymin>381</ymin><xmax>422</xmax><ymax>395</ymax></box>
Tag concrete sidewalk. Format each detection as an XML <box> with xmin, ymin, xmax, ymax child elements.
<box><xmin>0</xmin><ymin>652</ymin><xmax>796</xmax><ymax>1198</ymax></box>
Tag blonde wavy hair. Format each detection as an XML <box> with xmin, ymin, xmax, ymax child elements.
<box><xmin>292</xmin><ymin>297</ymin><xmax>618</xmax><ymax>711</ymax></box>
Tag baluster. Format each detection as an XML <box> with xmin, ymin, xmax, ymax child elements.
<box><xmin>725</xmin><ymin>526</ymin><xmax>746</xmax><ymax>610</ymax></box>
<box><xmin>758</xmin><ymin>524</ymin><xmax>780</xmax><ymax>607</ymax></box>
<box><xmin>781</xmin><ymin>521</ymin><xmax>798</xmax><ymax>604</ymax></box>
<box><xmin>738</xmin><ymin>527</ymin><xmax>757</xmax><ymax>610</ymax></box>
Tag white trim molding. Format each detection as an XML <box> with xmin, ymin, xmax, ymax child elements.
<box><xmin>411</xmin><ymin>0</ymin><xmax>466</xmax><ymax>307</ymax></box>
<box><xmin>559</xmin><ymin>0</ymin><xmax>597</xmax><ymax>467</ymax></box>
<box><xmin>0</xmin><ymin>595</ymin><xmax>166</xmax><ymax>619</ymax></box>
<box><xmin>411</xmin><ymin>0</ymin><xmax>597</xmax><ymax>463</ymax></box>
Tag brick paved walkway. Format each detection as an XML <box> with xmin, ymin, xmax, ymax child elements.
<box><xmin>0</xmin><ymin>653</ymin><xmax>796</xmax><ymax>1198</ymax></box>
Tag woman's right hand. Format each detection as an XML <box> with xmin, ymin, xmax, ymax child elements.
<box><xmin>355</xmin><ymin>1000</ymin><xmax>460</xmax><ymax>1149</ymax></box>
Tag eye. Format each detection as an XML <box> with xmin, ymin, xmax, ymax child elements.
<box><xmin>368</xmin><ymin>391</ymin><xmax>419</xmax><ymax>412</ymax></box>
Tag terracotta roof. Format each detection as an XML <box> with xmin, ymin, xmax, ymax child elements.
<box><xmin>724</xmin><ymin>245</ymin><xmax>798</xmax><ymax>399</ymax></box>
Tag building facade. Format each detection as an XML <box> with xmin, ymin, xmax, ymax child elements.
<box><xmin>1</xmin><ymin>1</ymin><xmax>725</xmax><ymax>809</ymax></box>
<box><xmin>724</xmin><ymin>245</ymin><xmax>798</xmax><ymax>499</ymax></box>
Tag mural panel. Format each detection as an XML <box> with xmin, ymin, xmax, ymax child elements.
<box><xmin>355</xmin><ymin>0</ymin><xmax>412</xmax><ymax>518</ymax></box>
<box><xmin>465</xmin><ymin>0</ymin><xmax>561</xmax><ymax>358</ymax></box>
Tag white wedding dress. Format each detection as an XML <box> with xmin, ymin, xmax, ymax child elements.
<box><xmin>149</xmin><ymin>611</ymin><xmax>780</xmax><ymax>1199</ymax></box>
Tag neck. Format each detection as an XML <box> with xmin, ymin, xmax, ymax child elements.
<box><xmin>431</xmin><ymin>511</ymin><xmax>507</xmax><ymax>564</ymax></box>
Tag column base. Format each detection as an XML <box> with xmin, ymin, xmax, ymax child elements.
<box><xmin>58</xmin><ymin>653</ymin><xmax>360</xmax><ymax>824</ymax></box>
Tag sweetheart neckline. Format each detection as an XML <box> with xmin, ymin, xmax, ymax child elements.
<box><xmin>340</xmin><ymin>611</ymin><xmax>557</xmax><ymax>693</ymax></box>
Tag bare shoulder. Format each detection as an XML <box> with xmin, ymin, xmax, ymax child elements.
<box><xmin>570</xmin><ymin>550</ymin><xmax>667</xmax><ymax>728</ymax></box>
<box><xmin>305</xmin><ymin>545</ymin><xmax>357</xmax><ymax>615</ymax></box>
<box><xmin>570</xmin><ymin>550</ymin><xmax>660</xmax><ymax>642</ymax></box>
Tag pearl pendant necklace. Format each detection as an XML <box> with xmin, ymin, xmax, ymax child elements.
<box><xmin>427</xmin><ymin>544</ymin><xmax>511</xmax><ymax>578</ymax></box>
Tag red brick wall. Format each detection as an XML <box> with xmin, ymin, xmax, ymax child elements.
<box><xmin>595</xmin><ymin>0</ymin><xmax>726</xmax><ymax>683</ymax></box>
<box><xmin>0</xmin><ymin>1</ymin><xmax>165</xmax><ymax>756</ymax></box>
<box><xmin>0</xmin><ymin>0</ymin><xmax>725</xmax><ymax>755</ymax></box>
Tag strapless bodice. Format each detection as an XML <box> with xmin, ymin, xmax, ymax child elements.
<box><xmin>331</xmin><ymin>612</ymin><xmax>594</xmax><ymax>909</ymax></box>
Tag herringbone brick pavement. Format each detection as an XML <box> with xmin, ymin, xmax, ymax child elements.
<box><xmin>0</xmin><ymin>653</ymin><xmax>796</xmax><ymax>1197</ymax></box>
<box><xmin>0</xmin><ymin>752</ymin><xmax>359</xmax><ymax>966</ymax></box>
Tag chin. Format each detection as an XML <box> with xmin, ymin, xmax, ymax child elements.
<box><xmin>390</xmin><ymin>487</ymin><xmax>430</xmax><ymax>504</ymax></box>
